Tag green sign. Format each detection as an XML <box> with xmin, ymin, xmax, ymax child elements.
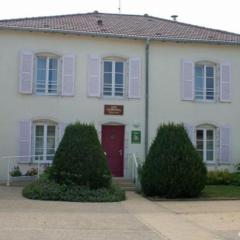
<box><xmin>131</xmin><ymin>131</ymin><xmax>141</xmax><ymax>144</ymax></box>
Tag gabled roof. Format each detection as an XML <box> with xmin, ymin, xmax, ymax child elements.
<box><xmin>0</xmin><ymin>12</ymin><xmax>240</xmax><ymax>45</ymax></box>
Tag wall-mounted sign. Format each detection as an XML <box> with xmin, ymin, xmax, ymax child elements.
<box><xmin>131</xmin><ymin>130</ymin><xmax>141</xmax><ymax>144</ymax></box>
<box><xmin>104</xmin><ymin>105</ymin><xmax>124</xmax><ymax>115</ymax></box>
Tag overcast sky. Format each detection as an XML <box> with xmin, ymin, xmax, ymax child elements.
<box><xmin>1</xmin><ymin>0</ymin><xmax>240</xmax><ymax>34</ymax></box>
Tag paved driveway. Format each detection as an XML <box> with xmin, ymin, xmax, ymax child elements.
<box><xmin>0</xmin><ymin>186</ymin><xmax>240</xmax><ymax>240</ymax></box>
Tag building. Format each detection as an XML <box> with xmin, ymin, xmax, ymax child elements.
<box><xmin>0</xmin><ymin>12</ymin><xmax>239</xmax><ymax>181</ymax></box>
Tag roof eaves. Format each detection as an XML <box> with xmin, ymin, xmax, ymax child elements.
<box><xmin>1</xmin><ymin>25</ymin><xmax>240</xmax><ymax>46</ymax></box>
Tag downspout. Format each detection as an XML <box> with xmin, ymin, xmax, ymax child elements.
<box><xmin>145</xmin><ymin>38</ymin><xmax>150</xmax><ymax>158</ymax></box>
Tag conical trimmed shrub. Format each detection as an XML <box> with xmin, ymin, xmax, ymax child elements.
<box><xmin>49</xmin><ymin>122</ymin><xmax>111</xmax><ymax>189</ymax></box>
<box><xmin>141</xmin><ymin>123</ymin><xmax>206</xmax><ymax>198</ymax></box>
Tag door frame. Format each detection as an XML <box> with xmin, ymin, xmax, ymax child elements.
<box><xmin>98</xmin><ymin>121</ymin><xmax>128</xmax><ymax>178</ymax></box>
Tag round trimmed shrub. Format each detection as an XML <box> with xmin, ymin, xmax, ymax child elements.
<box><xmin>141</xmin><ymin>123</ymin><xmax>207</xmax><ymax>198</ymax></box>
<box><xmin>49</xmin><ymin>122</ymin><xmax>111</xmax><ymax>189</ymax></box>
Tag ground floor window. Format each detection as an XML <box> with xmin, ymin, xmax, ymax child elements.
<box><xmin>33</xmin><ymin>121</ymin><xmax>57</xmax><ymax>162</ymax></box>
<box><xmin>196</xmin><ymin>127</ymin><xmax>215</xmax><ymax>162</ymax></box>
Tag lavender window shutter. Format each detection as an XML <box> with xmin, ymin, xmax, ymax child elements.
<box><xmin>129</xmin><ymin>58</ymin><xmax>141</xmax><ymax>99</ymax></box>
<box><xmin>182</xmin><ymin>60</ymin><xmax>194</xmax><ymax>101</ymax></box>
<box><xmin>220</xmin><ymin>125</ymin><xmax>231</xmax><ymax>164</ymax></box>
<box><xmin>184</xmin><ymin>123</ymin><xmax>195</xmax><ymax>146</ymax></box>
<box><xmin>61</xmin><ymin>54</ymin><xmax>75</xmax><ymax>96</ymax></box>
<box><xmin>220</xmin><ymin>63</ymin><xmax>231</xmax><ymax>102</ymax></box>
<box><xmin>18</xmin><ymin>120</ymin><xmax>32</xmax><ymax>163</ymax></box>
<box><xmin>19</xmin><ymin>50</ymin><xmax>34</xmax><ymax>94</ymax></box>
<box><xmin>87</xmin><ymin>55</ymin><xmax>101</xmax><ymax>97</ymax></box>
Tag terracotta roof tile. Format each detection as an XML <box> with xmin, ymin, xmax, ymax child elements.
<box><xmin>0</xmin><ymin>12</ymin><xmax>240</xmax><ymax>44</ymax></box>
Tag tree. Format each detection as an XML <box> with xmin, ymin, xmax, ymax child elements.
<box><xmin>50</xmin><ymin>122</ymin><xmax>111</xmax><ymax>189</ymax></box>
<box><xmin>141</xmin><ymin>123</ymin><xmax>206</xmax><ymax>198</ymax></box>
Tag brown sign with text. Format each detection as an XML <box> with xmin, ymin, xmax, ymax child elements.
<box><xmin>104</xmin><ymin>105</ymin><xmax>124</xmax><ymax>115</ymax></box>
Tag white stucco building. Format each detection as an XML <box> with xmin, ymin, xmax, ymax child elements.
<box><xmin>0</xmin><ymin>12</ymin><xmax>239</xmax><ymax>181</ymax></box>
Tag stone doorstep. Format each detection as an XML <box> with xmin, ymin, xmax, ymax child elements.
<box><xmin>113</xmin><ymin>178</ymin><xmax>136</xmax><ymax>191</ymax></box>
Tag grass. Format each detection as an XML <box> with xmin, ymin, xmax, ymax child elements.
<box><xmin>201</xmin><ymin>185</ymin><xmax>240</xmax><ymax>199</ymax></box>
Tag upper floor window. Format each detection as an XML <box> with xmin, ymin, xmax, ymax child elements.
<box><xmin>195</xmin><ymin>63</ymin><xmax>215</xmax><ymax>101</ymax></box>
<box><xmin>33</xmin><ymin>120</ymin><xmax>57</xmax><ymax>162</ymax></box>
<box><xmin>87</xmin><ymin>55</ymin><xmax>141</xmax><ymax>99</ymax></box>
<box><xmin>36</xmin><ymin>54</ymin><xmax>59</xmax><ymax>95</ymax></box>
<box><xmin>19</xmin><ymin>50</ymin><xmax>75</xmax><ymax>96</ymax></box>
<box><xmin>196</xmin><ymin>125</ymin><xmax>215</xmax><ymax>162</ymax></box>
<box><xmin>182</xmin><ymin>60</ymin><xmax>231</xmax><ymax>103</ymax></box>
<box><xmin>103</xmin><ymin>60</ymin><xmax>125</xmax><ymax>97</ymax></box>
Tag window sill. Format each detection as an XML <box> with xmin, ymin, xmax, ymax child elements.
<box><xmin>205</xmin><ymin>161</ymin><xmax>216</xmax><ymax>165</ymax></box>
<box><xmin>32</xmin><ymin>160</ymin><xmax>53</xmax><ymax>164</ymax></box>
<box><xmin>101</xmin><ymin>96</ymin><xmax>126</xmax><ymax>100</ymax></box>
<box><xmin>34</xmin><ymin>93</ymin><xmax>59</xmax><ymax>97</ymax></box>
<box><xmin>194</xmin><ymin>99</ymin><xmax>217</xmax><ymax>103</ymax></box>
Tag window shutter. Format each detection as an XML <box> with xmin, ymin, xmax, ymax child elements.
<box><xmin>87</xmin><ymin>55</ymin><xmax>101</xmax><ymax>97</ymax></box>
<box><xmin>128</xmin><ymin>57</ymin><xmax>141</xmax><ymax>99</ymax></box>
<box><xmin>18</xmin><ymin>120</ymin><xmax>32</xmax><ymax>163</ymax></box>
<box><xmin>184</xmin><ymin>123</ymin><xmax>195</xmax><ymax>146</ymax></box>
<box><xmin>182</xmin><ymin>60</ymin><xmax>194</xmax><ymax>101</ymax></box>
<box><xmin>61</xmin><ymin>54</ymin><xmax>75</xmax><ymax>96</ymax></box>
<box><xmin>220</xmin><ymin>63</ymin><xmax>231</xmax><ymax>102</ymax></box>
<box><xmin>220</xmin><ymin>125</ymin><xmax>231</xmax><ymax>164</ymax></box>
<box><xmin>19</xmin><ymin>50</ymin><xmax>34</xmax><ymax>94</ymax></box>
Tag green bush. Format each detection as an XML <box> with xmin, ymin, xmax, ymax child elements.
<box><xmin>236</xmin><ymin>163</ymin><xmax>240</xmax><ymax>171</ymax></box>
<box><xmin>207</xmin><ymin>170</ymin><xmax>240</xmax><ymax>186</ymax></box>
<box><xmin>49</xmin><ymin>122</ymin><xmax>111</xmax><ymax>189</ymax></box>
<box><xmin>231</xmin><ymin>173</ymin><xmax>240</xmax><ymax>186</ymax></box>
<box><xmin>10</xmin><ymin>166</ymin><xmax>22</xmax><ymax>177</ymax></box>
<box><xmin>207</xmin><ymin>170</ymin><xmax>233</xmax><ymax>185</ymax></box>
<box><xmin>22</xmin><ymin>179</ymin><xmax>125</xmax><ymax>202</ymax></box>
<box><xmin>140</xmin><ymin>123</ymin><xmax>207</xmax><ymax>198</ymax></box>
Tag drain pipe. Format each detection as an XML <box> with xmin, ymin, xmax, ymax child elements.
<box><xmin>145</xmin><ymin>38</ymin><xmax>150</xmax><ymax>158</ymax></box>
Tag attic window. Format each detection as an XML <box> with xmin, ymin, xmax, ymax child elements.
<box><xmin>97</xmin><ymin>19</ymin><xmax>103</xmax><ymax>26</ymax></box>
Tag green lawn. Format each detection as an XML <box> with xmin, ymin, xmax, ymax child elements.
<box><xmin>201</xmin><ymin>185</ymin><xmax>240</xmax><ymax>199</ymax></box>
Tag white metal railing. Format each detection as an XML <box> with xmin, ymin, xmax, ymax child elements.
<box><xmin>0</xmin><ymin>154</ymin><xmax>53</xmax><ymax>186</ymax></box>
<box><xmin>131</xmin><ymin>153</ymin><xmax>141</xmax><ymax>190</ymax></box>
<box><xmin>195</xmin><ymin>87</ymin><xmax>215</xmax><ymax>100</ymax></box>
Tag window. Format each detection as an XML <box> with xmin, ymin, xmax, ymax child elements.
<box><xmin>103</xmin><ymin>60</ymin><xmax>125</xmax><ymax>97</ymax></box>
<box><xmin>196</xmin><ymin>127</ymin><xmax>215</xmax><ymax>162</ymax></box>
<box><xmin>195</xmin><ymin>63</ymin><xmax>215</xmax><ymax>101</ymax></box>
<box><xmin>33</xmin><ymin>122</ymin><xmax>57</xmax><ymax>162</ymax></box>
<box><xmin>36</xmin><ymin>55</ymin><xmax>59</xmax><ymax>95</ymax></box>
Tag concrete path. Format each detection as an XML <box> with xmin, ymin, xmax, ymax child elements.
<box><xmin>0</xmin><ymin>186</ymin><xmax>240</xmax><ymax>240</ymax></box>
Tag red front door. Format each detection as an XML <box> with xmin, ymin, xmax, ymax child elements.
<box><xmin>102</xmin><ymin>125</ymin><xmax>124</xmax><ymax>177</ymax></box>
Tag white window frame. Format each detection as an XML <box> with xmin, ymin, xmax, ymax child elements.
<box><xmin>33</xmin><ymin>122</ymin><xmax>57</xmax><ymax>163</ymax></box>
<box><xmin>102</xmin><ymin>59</ymin><xmax>125</xmax><ymax>98</ymax></box>
<box><xmin>35</xmin><ymin>54</ymin><xmax>60</xmax><ymax>96</ymax></box>
<box><xmin>196</xmin><ymin>127</ymin><xmax>215</xmax><ymax>163</ymax></box>
<box><xmin>195</xmin><ymin>63</ymin><xmax>216</xmax><ymax>102</ymax></box>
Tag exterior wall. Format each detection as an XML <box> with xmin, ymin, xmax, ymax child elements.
<box><xmin>149</xmin><ymin>41</ymin><xmax>240</xmax><ymax>170</ymax></box>
<box><xmin>0</xmin><ymin>31</ymin><xmax>145</xmax><ymax>180</ymax></box>
<box><xmin>0</xmin><ymin>30</ymin><xmax>240</xmax><ymax>180</ymax></box>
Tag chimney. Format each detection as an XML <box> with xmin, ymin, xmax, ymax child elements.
<box><xmin>171</xmin><ymin>15</ymin><xmax>178</xmax><ymax>21</ymax></box>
